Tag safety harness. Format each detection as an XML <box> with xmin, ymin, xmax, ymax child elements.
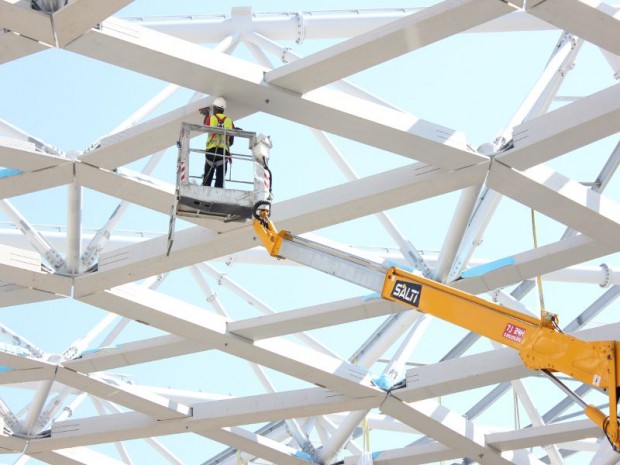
<box><xmin>207</xmin><ymin>114</ymin><xmax>233</xmax><ymax>151</ymax></box>
<box><xmin>203</xmin><ymin>114</ymin><xmax>233</xmax><ymax>185</ymax></box>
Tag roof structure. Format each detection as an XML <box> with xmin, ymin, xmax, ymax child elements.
<box><xmin>0</xmin><ymin>1</ymin><xmax>619</xmax><ymax>464</ymax></box>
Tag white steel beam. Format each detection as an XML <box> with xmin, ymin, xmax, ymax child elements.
<box><xmin>45</xmin><ymin>410</ymin><xmax>161</xmax><ymax>451</ymax></box>
<box><xmin>0</xmin><ymin>349</ymin><xmax>192</xmax><ymax>420</ymax></box>
<box><xmin>79</xmin><ymin>77</ymin><xmax>209</xmax><ymax>269</ymax></box>
<box><xmin>344</xmin><ymin>420</ymin><xmax>603</xmax><ymax>464</ymax></box>
<box><xmin>201</xmin><ymin>427</ymin><xmax>311</xmax><ymax>465</ymax></box>
<box><xmin>132</xmin><ymin>386</ymin><xmax>229</xmax><ymax>405</ymax></box>
<box><xmin>0</xmin><ymin>351</ymin><xmax>50</xmax><ymax>370</ymax></box>
<box><xmin>454</xmin><ymin>234</ymin><xmax>614</xmax><ymax>295</ymax></box>
<box><xmin>343</xmin><ymin>442</ymin><xmax>458</xmax><ymax>465</ymax></box>
<box><xmin>0</xmin><ymin>199</ymin><xmax>66</xmax><ymax>269</ymax></box>
<box><xmin>1</xmin><ymin>0</ymin><xmax>130</xmax><ymax>53</ymax></box>
<box><xmin>160</xmin><ymin>7</ymin><xmax>429</xmax><ymax>44</ymax></box>
<box><xmin>0</xmin><ymin>243</ymin><xmax>71</xmax><ymax>295</ymax></box>
<box><xmin>557</xmin><ymin>440</ymin><xmax>599</xmax><ymax>453</ymax></box>
<box><xmin>54</xmin><ymin>370</ymin><xmax>192</xmax><ymax>420</ymax></box>
<box><xmin>74</xmin><ymin>164</ymin><xmax>232</xmax><ymax>233</ymax></box>
<box><xmin>68</xmin><ymin>295</ymin><xmax>411</xmax><ymax>374</ymax></box>
<box><xmin>433</xmin><ymin>185</ymin><xmax>482</xmax><ymax>282</ymax></box>
<box><xmin>0</xmin><ymin>119</ymin><xmax>62</xmax><ymax>156</ymax></box>
<box><xmin>0</xmin><ymin>433</ymin><xmax>27</xmax><ymax>454</ymax></box>
<box><xmin>65</xmin><ymin>334</ymin><xmax>207</xmax><ymax>374</ymax></box>
<box><xmin>492</xmin><ymin>31</ymin><xmax>583</xmax><ymax>153</ymax></box>
<box><xmin>75</xmin><ymin>163</ymin><xmax>175</xmax><ymax>215</ymax></box>
<box><xmin>320</xmin><ymin>317</ymin><xmax>431</xmax><ymax>463</ymax></box>
<box><xmin>0</xmin><ymin>281</ymin><xmax>62</xmax><ymax>307</ymax></box>
<box><xmin>327</xmin><ymin>412</ymin><xmax>417</xmax><ymax>434</ymax></box>
<box><xmin>524</xmin><ymin>0</ymin><xmax>620</xmax><ymax>56</ymax></box>
<box><xmin>73</xmin><ymin>161</ymin><xmax>488</xmax><ymax>296</ymax></box>
<box><xmin>192</xmin><ymin>389</ymin><xmax>381</xmax><ymax>431</ymax></box>
<box><xmin>228</xmin><ymin>296</ymin><xmax>407</xmax><ymax>341</ymax></box>
<box><xmin>486</xmin><ymin>419</ymin><xmax>601</xmax><ymax>452</ymax></box>
<box><xmin>508</xmin><ymin>377</ymin><xmax>563</xmax><ymax>465</ymax></box>
<box><xmin>247</xmin><ymin>35</ymin><xmax>402</xmax><ymax>109</ymax></box>
<box><xmin>245</xmin><ymin>162</ymin><xmax>486</xmax><ymax>234</ymax></box>
<box><xmin>0</xmin><ymin>365</ymin><xmax>54</xmax><ymax>385</ymax></box>
<box><xmin>68</xmin><ymin>290</ymin><xmax>620</xmax><ymax>460</ymax></box>
<box><xmin>66</xmin><ymin>18</ymin><xmax>485</xmax><ymax>170</ymax></box>
<box><xmin>398</xmin><ymin>348</ymin><xmax>533</xmax><ymax>402</ymax></box>
<box><xmin>31</xmin><ymin>447</ymin><xmax>130</xmax><ymax>465</ymax></box>
<box><xmin>73</xmin><ymin>225</ymin><xmax>219</xmax><ymax>296</ymax></box>
<box><xmin>198</xmin><ymin>262</ymin><xmax>338</xmax><ymax>357</ymax></box>
<box><xmin>3</xmin><ymin>225</ymin><xmax>619</xmax><ymax>287</ymax></box>
<box><xmin>498</xmin><ymin>83</ymin><xmax>620</xmax><ymax>170</ymax></box>
<box><xmin>488</xmin><ymin>162</ymin><xmax>620</xmax><ymax>249</ymax></box>
<box><xmin>65</xmin><ymin>178</ymin><xmax>82</xmax><ymax>275</ymax></box>
<box><xmin>91</xmin><ymin>399</ymin><xmax>174</xmax><ymax>465</ymax></box>
<box><xmin>381</xmin><ymin>396</ymin><xmax>545</xmax><ymax>465</ymax></box>
<box><xmin>0</xmin><ymin>0</ymin><xmax>55</xmax><ymax>45</ymax></box>
<box><xmin>0</xmin><ymin>136</ymin><xmax>67</xmax><ymax>171</ymax></box>
<box><xmin>0</xmin><ymin>29</ymin><xmax>48</xmax><ymax>63</ymax></box>
<box><xmin>52</xmin><ymin>0</ymin><xmax>133</xmax><ymax>48</ymax></box>
<box><xmin>99</xmin><ymin>83</ymin><xmax>185</xmax><ymax>139</ymax></box>
<box><xmin>36</xmin><ymin>388</ymin><xmax>381</xmax><ymax>453</ymax></box>
<box><xmin>78</xmin><ymin>96</ymin><xmax>212</xmax><ymax>170</ymax></box>
<box><xmin>0</xmin><ymin>228</ymin><xmax>154</xmax><ymax>256</ymax></box>
<box><xmin>35</xmin><ymin>386</ymin><xmax>81</xmax><ymax>435</ymax></box>
<box><xmin>265</xmin><ymin>0</ymin><xmax>515</xmax><ymax>93</ymax></box>
<box><xmin>0</xmin><ymin>349</ymin><xmax>55</xmax><ymax>386</ymax></box>
<box><xmin>0</xmin><ymin>163</ymin><xmax>73</xmax><ymax>199</ymax></box>
<box><xmin>138</xmin><ymin>8</ymin><xmax>555</xmax><ymax>45</ymax></box>
<box><xmin>78</xmin><ymin>284</ymin><xmax>382</xmax><ymax>398</ymax></box>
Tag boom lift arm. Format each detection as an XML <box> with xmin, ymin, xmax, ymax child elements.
<box><xmin>252</xmin><ymin>213</ymin><xmax>620</xmax><ymax>452</ymax></box>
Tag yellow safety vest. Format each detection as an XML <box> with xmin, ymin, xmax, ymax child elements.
<box><xmin>206</xmin><ymin>113</ymin><xmax>234</xmax><ymax>152</ymax></box>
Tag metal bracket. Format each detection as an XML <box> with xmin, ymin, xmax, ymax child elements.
<box><xmin>600</xmin><ymin>263</ymin><xmax>612</xmax><ymax>288</ymax></box>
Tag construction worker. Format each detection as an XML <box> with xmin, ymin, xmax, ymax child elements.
<box><xmin>201</xmin><ymin>97</ymin><xmax>236</xmax><ymax>188</ymax></box>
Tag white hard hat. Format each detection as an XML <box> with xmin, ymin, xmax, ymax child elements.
<box><xmin>212</xmin><ymin>97</ymin><xmax>226</xmax><ymax>111</ymax></box>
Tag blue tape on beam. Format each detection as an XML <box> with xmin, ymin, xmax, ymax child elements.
<box><xmin>81</xmin><ymin>344</ymin><xmax>123</xmax><ymax>356</ymax></box>
<box><xmin>293</xmin><ymin>451</ymin><xmax>314</xmax><ymax>462</ymax></box>
<box><xmin>461</xmin><ymin>256</ymin><xmax>516</xmax><ymax>279</ymax></box>
<box><xmin>0</xmin><ymin>169</ymin><xmax>23</xmax><ymax>179</ymax></box>
<box><xmin>362</xmin><ymin>292</ymin><xmax>381</xmax><ymax>301</ymax></box>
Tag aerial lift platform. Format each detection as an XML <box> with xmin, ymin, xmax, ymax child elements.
<box><xmin>174</xmin><ymin>122</ymin><xmax>272</xmax><ymax>222</ymax></box>
<box><xmin>167</xmin><ymin>122</ymin><xmax>272</xmax><ymax>253</ymax></box>
<box><xmin>252</xmin><ymin>210</ymin><xmax>620</xmax><ymax>453</ymax></box>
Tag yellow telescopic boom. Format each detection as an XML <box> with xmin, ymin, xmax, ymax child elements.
<box><xmin>381</xmin><ymin>266</ymin><xmax>619</xmax><ymax>450</ymax></box>
<box><xmin>253</xmin><ymin>214</ymin><xmax>620</xmax><ymax>451</ymax></box>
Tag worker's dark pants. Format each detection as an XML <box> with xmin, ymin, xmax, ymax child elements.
<box><xmin>203</xmin><ymin>147</ymin><xmax>228</xmax><ymax>188</ymax></box>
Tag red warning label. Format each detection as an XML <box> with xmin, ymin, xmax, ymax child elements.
<box><xmin>503</xmin><ymin>323</ymin><xmax>526</xmax><ymax>343</ymax></box>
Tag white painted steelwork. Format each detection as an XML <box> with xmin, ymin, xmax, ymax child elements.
<box><xmin>0</xmin><ymin>1</ymin><xmax>619</xmax><ymax>465</ymax></box>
